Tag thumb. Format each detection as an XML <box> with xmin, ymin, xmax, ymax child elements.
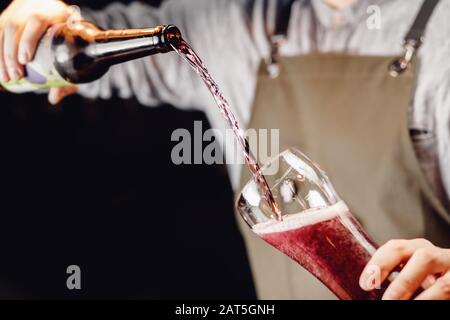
<box><xmin>48</xmin><ymin>85</ymin><xmax>77</xmax><ymax>105</ymax></box>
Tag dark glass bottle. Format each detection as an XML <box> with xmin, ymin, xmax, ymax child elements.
<box><xmin>0</xmin><ymin>21</ymin><xmax>182</xmax><ymax>93</ymax></box>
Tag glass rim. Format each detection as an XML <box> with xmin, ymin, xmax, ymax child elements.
<box><xmin>236</xmin><ymin>147</ymin><xmax>341</xmax><ymax>218</ymax></box>
<box><xmin>241</xmin><ymin>147</ymin><xmax>315</xmax><ymax>187</ymax></box>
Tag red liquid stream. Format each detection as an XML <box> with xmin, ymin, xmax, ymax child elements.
<box><xmin>172</xmin><ymin>40</ymin><xmax>281</xmax><ymax>220</ymax></box>
<box><xmin>255</xmin><ymin>204</ymin><xmax>387</xmax><ymax>300</ymax></box>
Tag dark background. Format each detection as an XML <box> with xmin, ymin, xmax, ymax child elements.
<box><xmin>0</xmin><ymin>0</ymin><xmax>255</xmax><ymax>299</ymax></box>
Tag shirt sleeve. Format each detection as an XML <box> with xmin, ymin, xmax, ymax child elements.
<box><xmin>413</xmin><ymin>5</ymin><xmax>450</xmax><ymax>209</ymax></box>
<box><xmin>433</xmin><ymin>75</ymin><xmax>450</xmax><ymax>207</ymax></box>
<box><xmin>78</xmin><ymin>0</ymin><xmax>274</xmax><ymax>119</ymax></box>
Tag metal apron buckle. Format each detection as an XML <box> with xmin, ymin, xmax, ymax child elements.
<box><xmin>389</xmin><ymin>38</ymin><xmax>422</xmax><ymax>77</ymax></box>
<box><xmin>265</xmin><ymin>35</ymin><xmax>286</xmax><ymax>79</ymax></box>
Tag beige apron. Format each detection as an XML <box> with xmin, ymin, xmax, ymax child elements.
<box><xmin>236</xmin><ymin>5</ymin><xmax>450</xmax><ymax>300</ymax></box>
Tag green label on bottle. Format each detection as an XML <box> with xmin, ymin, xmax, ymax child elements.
<box><xmin>1</xmin><ymin>67</ymin><xmax>71</xmax><ymax>93</ymax></box>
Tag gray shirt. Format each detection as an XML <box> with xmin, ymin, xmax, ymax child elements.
<box><xmin>79</xmin><ymin>0</ymin><xmax>450</xmax><ymax>207</ymax></box>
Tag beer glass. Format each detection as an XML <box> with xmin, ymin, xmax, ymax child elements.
<box><xmin>236</xmin><ymin>148</ymin><xmax>386</xmax><ymax>300</ymax></box>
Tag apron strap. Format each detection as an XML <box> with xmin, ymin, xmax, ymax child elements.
<box><xmin>265</xmin><ymin>0</ymin><xmax>295</xmax><ymax>78</ymax></box>
<box><xmin>273</xmin><ymin>0</ymin><xmax>295</xmax><ymax>39</ymax></box>
<box><xmin>389</xmin><ymin>0</ymin><xmax>440</xmax><ymax>77</ymax></box>
<box><xmin>265</xmin><ymin>0</ymin><xmax>440</xmax><ymax>78</ymax></box>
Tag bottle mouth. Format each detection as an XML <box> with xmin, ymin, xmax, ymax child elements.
<box><xmin>163</xmin><ymin>25</ymin><xmax>183</xmax><ymax>49</ymax></box>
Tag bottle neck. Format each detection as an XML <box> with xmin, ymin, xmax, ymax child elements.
<box><xmin>86</xmin><ymin>25</ymin><xmax>182</xmax><ymax>65</ymax></box>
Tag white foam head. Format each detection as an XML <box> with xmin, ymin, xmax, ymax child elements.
<box><xmin>252</xmin><ymin>201</ymin><xmax>349</xmax><ymax>235</ymax></box>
